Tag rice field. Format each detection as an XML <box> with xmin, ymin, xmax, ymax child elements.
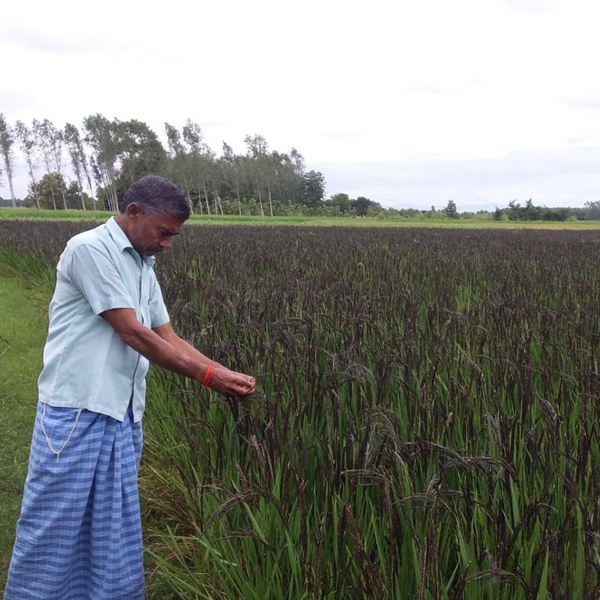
<box><xmin>2</xmin><ymin>220</ymin><xmax>600</xmax><ymax>599</ymax></box>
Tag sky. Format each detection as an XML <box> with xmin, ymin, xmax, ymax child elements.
<box><xmin>1</xmin><ymin>0</ymin><xmax>600</xmax><ymax>211</ymax></box>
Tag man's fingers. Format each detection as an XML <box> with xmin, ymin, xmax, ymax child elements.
<box><xmin>211</xmin><ymin>368</ymin><xmax>256</xmax><ymax>396</ymax></box>
<box><xmin>233</xmin><ymin>373</ymin><xmax>255</xmax><ymax>388</ymax></box>
<box><xmin>235</xmin><ymin>378</ymin><xmax>255</xmax><ymax>396</ymax></box>
<box><xmin>231</xmin><ymin>384</ymin><xmax>254</xmax><ymax>396</ymax></box>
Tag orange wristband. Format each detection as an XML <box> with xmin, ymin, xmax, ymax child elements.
<box><xmin>202</xmin><ymin>365</ymin><xmax>214</xmax><ymax>388</ymax></box>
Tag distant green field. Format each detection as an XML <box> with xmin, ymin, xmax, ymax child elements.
<box><xmin>2</xmin><ymin>208</ymin><xmax>600</xmax><ymax>229</ymax></box>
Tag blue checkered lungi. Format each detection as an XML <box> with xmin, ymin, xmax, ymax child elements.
<box><xmin>4</xmin><ymin>402</ymin><xmax>145</xmax><ymax>600</ymax></box>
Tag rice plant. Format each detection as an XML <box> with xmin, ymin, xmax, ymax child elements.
<box><xmin>2</xmin><ymin>221</ymin><xmax>600</xmax><ymax>599</ymax></box>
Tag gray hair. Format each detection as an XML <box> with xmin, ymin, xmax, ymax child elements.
<box><xmin>120</xmin><ymin>176</ymin><xmax>190</xmax><ymax>221</ymax></box>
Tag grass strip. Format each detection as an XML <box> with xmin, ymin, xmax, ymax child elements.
<box><xmin>0</xmin><ymin>272</ymin><xmax>49</xmax><ymax>592</ymax></box>
<box><xmin>3</xmin><ymin>207</ymin><xmax>600</xmax><ymax>229</ymax></box>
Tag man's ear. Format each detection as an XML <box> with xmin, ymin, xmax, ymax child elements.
<box><xmin>126</xmin><ymin>203</ymin><xmax>143</xmax><ymax>219</ymax></box>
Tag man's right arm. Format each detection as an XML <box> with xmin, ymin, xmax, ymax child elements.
<box><xmin>101</xmin><ymin>308</ymin><xmax>254</xmax><ymax>397</ymax></box>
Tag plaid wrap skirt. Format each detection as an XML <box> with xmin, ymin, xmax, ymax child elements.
<box><xmin>4</xmin><ymin>401</ymin><xmax>145</xmax><ymax>600</ymax></box>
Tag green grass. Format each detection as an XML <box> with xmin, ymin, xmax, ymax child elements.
<box><xmin>0</xmin><ymin>208</ymin><xmax>112</xmax><ymax>222</ymax></box>
<box><xmin>0</xmin><ymin>271</ymin><xmax>50</xmax><ymax>592</ymax></box>
<box><xmin>2</xmin><ymin>207</ymin><xmax>600</xmax><ymax>229</ymax></box>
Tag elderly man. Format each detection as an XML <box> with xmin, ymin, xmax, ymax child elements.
<box><xmin>4</xmin><ymin>175</ymin><xmax>255</xmax><ymax>600</ymax></box>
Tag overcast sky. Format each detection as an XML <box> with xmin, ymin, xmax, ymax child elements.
<box><xmin>2</xmin><ymin>0</ymin><xmax>600</xmax><ymax>210</ymax></box>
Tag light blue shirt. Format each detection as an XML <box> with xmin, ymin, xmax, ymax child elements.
<box><xmin>38</xmin><ymin>217</ymin><xmax>170</xmax><ymax>422</ymax></box>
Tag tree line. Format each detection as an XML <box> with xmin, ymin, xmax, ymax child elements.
<box><xmin>393</xmin><ymin>199</ymin><xmax>600</xmax><ymax>222</ymax></box>
<box><xmin>0</xmin><ymin>113</ymin><xmax>331</xmax><ymax>215</ymax></box>
<box><xmin>2</xmin><ymin>113</ymin><xmax>599</xmax><ymax>219</ymax></box>
<box><xmin>491</xmin><ymin>199</ymin><xmax>600</xmax><ymax>222</ymax></box>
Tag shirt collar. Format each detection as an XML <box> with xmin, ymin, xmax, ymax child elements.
<box><xmin>106</xmin><ymin>216</ymin><xmax>133</xmax><ymax>253</ymax></box>
<box><xmin>106</xmin><ymin>217</ymin><xmax>155</xmax><ymax>266</ymax></box>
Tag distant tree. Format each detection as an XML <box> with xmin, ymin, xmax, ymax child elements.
<box><xmin>64</xmin><ymin>180</ymin><xmax>94</xmax><ymax>210</ymax></box>
<box><xmin>522</xmin><ymin>198</ymin><xmax>542</xmax><ymax>221</ymax></box>
<box><xmin>64</xmin><ymin>123</ymin><xmax>95</xmax><ymax>210</ymax></box>
<box><xmin>26</xmin><ymin>177</ymin><xmax>92</xmax><ymax>210</ymax></box>
<box><xmin>0</xmin><ymin>113</ymin><xmax>17</xmax><ymax>208</ymax></box>
<box><xmin>444</xmin><ymin>199</ymin><xmax>459</xmax><ymax>219</ymax></box>
<box><xmin>32</xmin><ymin>119</ymin><xmax>68</xmax><ymax>209</ymax></box>
<box><xmin>543</xmin><ymin>207</ymin><xmax>571</xmax><ymax>222</ymax></box>
<box><xmin>570</xmin><ymin>206</ymin><xmax>588</xmax><ymax>221</ymax></box>
<box><xmin>33</xmin><ymin>119</ymin><xmax>59</xmax><ymax>210</ymax></box>
<box><xmin>83</xmin><ymin>114</ymin><xmax>120</xmax><ymax>211</ymax></box>
<box><xmin>184</xmin><ymin>120</ymin><xmax>219</xmax><ymax>215</ymax></box>
<box><xmin>328</xmin><ymin>192</ymin><xmax>351</xmax><ymax>215</ymax></box>
<box><xmin>15</xmin><ymin>121</ymin><xmax>41</xmax><ymax>209</ymax></box>
<box><xmin>165</xmin><ymin>122</ymin><xmax>195</xmax><ymax>213</ymax></box>
<box><xmin>289</xmin><ymin>147</ymin><xmax>305</xmax><ymax>203</ymax></box>
<box><xmin>164</xmin><ymin>122</ymin><xmax>185</xmax><ymax>158</ymax></box>
<box><xmin>244</xmin><ymin>134</ymin><xmax>270</xmax><ymax>216</ymax></box>
<box><xmin>31</xmin><ymin>173</ymin><xmax>68</xmax><ymax>210</ymax></box>
<box><xmin>300</xmin><ymin>170</ymin><xmax>326</xmax><ymax>208</ymax></box>
<box><xmin>270</xmin><ymin>150</ymin><xmax>294</xmax><ymax>205</ymax></box>
<box><xmin>507</xmin><ymin>200</ymin><xmax>520</xmax><ymax>221</ymax></box>
<box><xmin>493</xmin><ymin>200</ymin><xmax>578</xmax><ymax>223</ymax></box>
<box><xmin>222</xmin><ymin>141</ymin><xmax>243</xmax><ymax>215</ymax></box>
<box><xmin>353</xmin><ymin>196</ymin><xmax>372</xmax><ymax>217</ymax></box>
<box><xmin>204</xmin><ymin>145</ymin><xmax>224</xmax><ymax>216</ymax></box>
<box><xmin>584</xmin><ymin>200</ymin><xmax>600</xmax><ymax>220</ymax></box>
<box><xmin>45</xmin><ymin>121</ymin><xmax>68</xmax><ymax>209</ymax></box>
<box><xmin>290</xmin><ymin>147</ymin><xmax>305</xmax><ymax>176</ymax></box>
<box><xmin>117</xmin><ymin>119</ymin><xmax>167</xmax><ymax>187</ymax></box>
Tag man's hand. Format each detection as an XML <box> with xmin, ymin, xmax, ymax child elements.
<box><xmin>209</xmin><ymin>368</ymin><xmax>255</xmax><ymax>397</ymax></box>
<box><xmin>152</xmin><ymin>323</ymin><xmax>256</xmax><ymax>395</ymax></box>
<box><xmin>102</xmin><ymin>312</ymin><xmax>256</xmax><ymax>394</ymax></box>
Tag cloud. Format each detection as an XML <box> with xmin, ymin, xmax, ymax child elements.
<box><xmin>565</xmin><ymin>134</ymin><xmax>600</xmax><ymax>146</ymax></box>
<box><xmin>401</xmin><ymin>84</ymin><xmax>472</xmax><ymax>96</ymax></box>
<box><xmin>500</xmin><ymin>0</ymin><xmax>556</xmax><ymax>14</ymax></box>
<box><xmin>0</xmin><ymin>24</ymin><xmax>113</xmax><ymax>55</ymax></box>
<box><xmin>314</xmin><ymin>146</ymin><xmax>600</xmax><ymax>209</ymax></box>
<box><xmin>0</xmin><ymin>89</ymin><xmax>35</xmax><ymax>115</ymax></box>
<box><xmin>319</xmin><ymin>131</ymin><xmax>362</xmax><ymax>140</ymax></box>
<box><xmin>563</xmin><ymin>96</ymin><xmax>600</xmax><ymax>112</ymax></box>
<box><xmin>2</xmin><ymin>0</ymin><xmax>599</xmax><ymax>213</ymax></box>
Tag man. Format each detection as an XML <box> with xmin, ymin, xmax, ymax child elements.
<box><xmin>4</xmin><ymin>175</ymin><xmax>255</xmax><ymax>600</ymax></box>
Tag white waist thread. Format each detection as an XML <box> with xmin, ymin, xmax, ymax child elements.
<box><xmin>40</xmin><ymin>403</ymin><xmax>83</xmax><ymax>463</ymax></box>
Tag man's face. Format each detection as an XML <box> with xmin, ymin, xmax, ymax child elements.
<box><xmin>128</xmin><ymin>209</ymin><xmax>184</xmax><ymax>258</ymax></box>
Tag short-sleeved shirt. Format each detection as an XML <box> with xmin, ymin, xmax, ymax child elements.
<box><xmin>38</xmin><ymin>217</ymin><xmax>170</xmax><ymax>422</ymax></box>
